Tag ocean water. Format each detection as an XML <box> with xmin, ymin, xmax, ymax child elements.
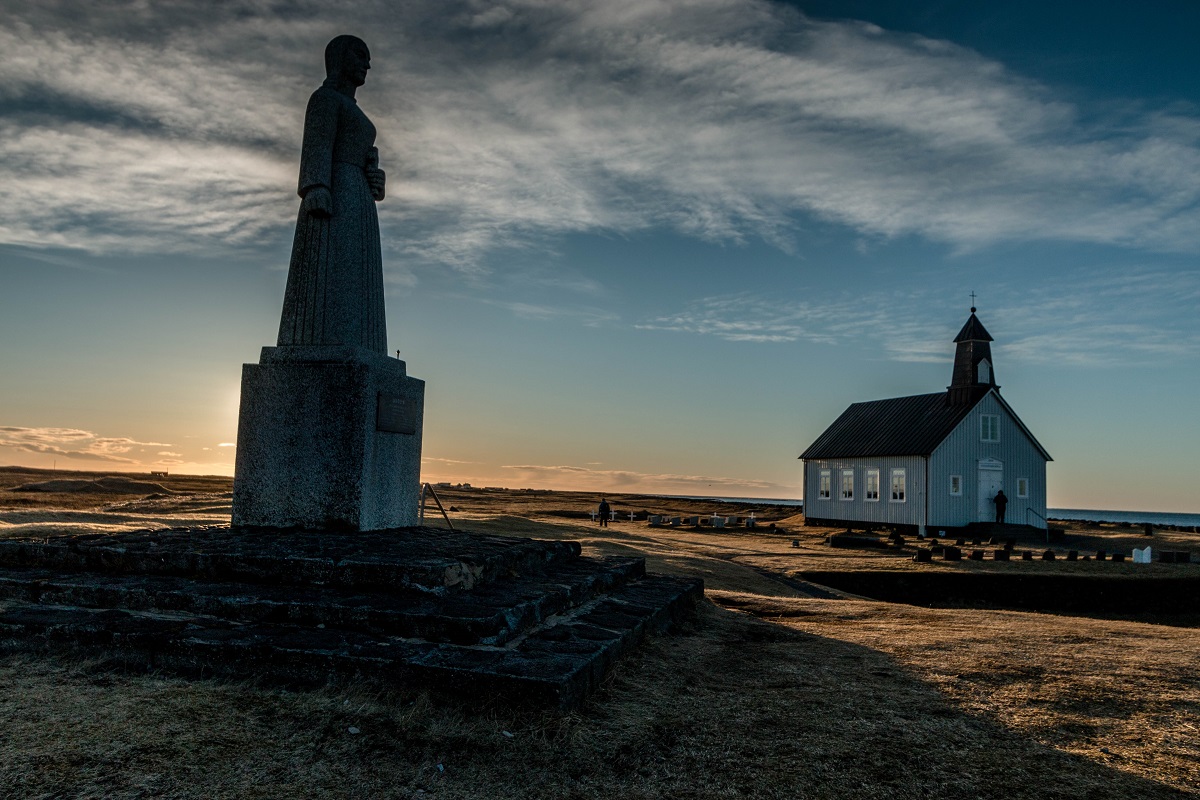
<box><xmin>1047</xmin><ymin>508</ymin><xmax>1200</xmax><ymax>528</ymax></box>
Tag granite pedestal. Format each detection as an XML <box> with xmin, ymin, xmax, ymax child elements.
<box><xmin>232</xmin><ymin>345</ymin><xmax>424</xmax><ymax>531</ymax></box>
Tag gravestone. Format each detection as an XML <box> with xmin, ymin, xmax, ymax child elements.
<box><xmin>232</xmin><ymin>36</ymin><xmax>423</xmax><ymax>531</ymax></box>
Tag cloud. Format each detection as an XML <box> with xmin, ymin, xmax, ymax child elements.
<box><xmin>4</xmin><ymin>0</ymin><xmax>1200</xmax><ymax>268</ymax></box>
<box><xmin>422</xmin><ymin>456</ymin><xmax>476</xmax><ymax>465</ymax></box>
<box><xmin>501</xmin><ymin>462</ymin><xmax>795</xmax><ymax>497</ymax></box>
<box><xmin>217</xmin><ymin>442</ymin><xmax>236</xmax><ymax>448</ymax></box>
<box><xmin>995</xmin><ymin>267</ymin><xmax>1200</xmax><ymax>367</ymax></box>
<box><xmin>637</xmin><ymin>265</ymin><xmax>1200</xmax><ymax>367</ymax></box>
<box><xmin>0</xmin><ymin>426</ymin><xmax>171</xmax><ymax>463</ymax></box>
<box><xmin>635</xmin><ymin>293</ymin><xmax>943</xmax><ymax>358</ymax></box>
<box><xmin>478</xmin><ymin>297</ymin><xmax>620</xmax><ymax>326</ymax></box>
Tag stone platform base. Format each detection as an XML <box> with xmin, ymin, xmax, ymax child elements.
<box><xmin>233</xmin><ymin>345</ymin><xmax>425</xmax><ymax>531</ymax></box>
<box><xmin>0</xmin><ymin>527</ymin><xmax>702</xmax><ymax>708</ymax></box>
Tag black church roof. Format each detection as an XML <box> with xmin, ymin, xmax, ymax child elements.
<box><xmin>953</xmin><ymin>313</ymin><xmax>993</xmax><ymax>343</ymax></box>
<box><xmin>799</xmin><ymin>389</ymin><xmax>985</xmax><ymax>459</ymax></box>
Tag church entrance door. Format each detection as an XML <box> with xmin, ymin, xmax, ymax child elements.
<box><xmin>978</xmin><ymin>459</ymin><xmax>1003</xmax><ymax>522</ymax></box>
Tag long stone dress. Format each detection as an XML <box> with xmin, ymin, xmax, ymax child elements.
<box><xmin>276</xmin><ymin>82</ymin><xmax>387</xmax><ymax>354</ymax></box>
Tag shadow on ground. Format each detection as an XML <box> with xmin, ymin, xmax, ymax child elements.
<box><xmin>0</xmin><ymin>601</ymin><xmax>1191</xmax><ymax>799</ymax></box>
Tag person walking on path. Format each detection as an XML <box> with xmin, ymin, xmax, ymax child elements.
<box><xmin>993</xmin><ymin>489</ymin><xmax>1008</xmax><ymax>524</ymax></box>
<box><xmin>598</xmin><ymin>498</ymin><xmax>610</xmax><ymax>527</ymax></box>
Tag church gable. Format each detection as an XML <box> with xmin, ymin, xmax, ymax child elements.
<box><xmin>934</xmin><ymin>391</ymin><xmax>1050</xmax><ymax>462</ymax></box>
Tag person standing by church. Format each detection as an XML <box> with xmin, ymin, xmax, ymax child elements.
<box><xmin>993</xmin><ymin>489</ymin><xmax>1008</xmax><ymax>524</ymax></box>
<box><xmin>597</xmin><ymin>498</ymin><xmax>611</xmax><ymax>527</ymax></box>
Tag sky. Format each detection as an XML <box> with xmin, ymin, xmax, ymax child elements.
<box><xmin>2</xmin><ymin>0</ymin><xmax>1199</xmax><ymax>513</ymax></box>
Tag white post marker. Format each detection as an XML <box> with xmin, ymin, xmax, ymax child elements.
<box><xmin>610</xmin><ymin>510</ymin><xmax>618</xmax><ymax>521</ymax></box>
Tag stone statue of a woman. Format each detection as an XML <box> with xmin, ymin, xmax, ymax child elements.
<box><xmin>277</xmin><ymin>35</ymin><xmax>388</xmax><ymax>353</ymax></box>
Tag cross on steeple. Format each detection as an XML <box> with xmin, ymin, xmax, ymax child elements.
<box><xmin>969</xmin><ymin>291</ymin><xmax>977</xmax><ymax>312</ymax></box>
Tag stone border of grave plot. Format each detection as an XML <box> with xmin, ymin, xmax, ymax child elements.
<box><xmin>795</xmin><ymin>570</ymin><xmax>1200</xmax><ymax>615</ymax></box>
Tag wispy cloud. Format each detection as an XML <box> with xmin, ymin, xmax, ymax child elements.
<box><xmin>0</xmin><ymin>426</ymin><xmax>171</xmax><ymax>463</ymax></box>
<box><xmin>637</xmin><ymin>266</ymin><xmax>1200</xmax><ymax>367</ymax></box>
<box><xmin>995</xmin><ymin>267</ymin><xmax>1200</xmax><ymax>366</ymax></box>
<box><xmin>422</xmin><ymin>456</ymin><xmax>476</xmax><ymax>465</ymax></box>
<box><xmin>4</xmin><ymin>0</ymin><xmax>1200</xmax><ymax>267</ymax></box>
<box><xmin>501</xmin><ymin>462</ymin><xmax>795</xmax><ymax>497</ymax></box>
<box><xmin>636</xmin><ymin>292</ymin><xmax>947</xmax><ymax>359</ymax></box>
<box><xmin>476</xmin><ymin>297</ymin><xmax>620</xmax><ymax>326</ymax></box>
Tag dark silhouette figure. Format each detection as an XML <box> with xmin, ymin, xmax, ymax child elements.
<box><xmin>598</xmin><ymin>497</ymin><xmax>610</xmax><ymax>527</ymax></box>
<box><xmin>993</xmin><ymin>489</ymin><xmax>1008</xmax><ymax>524</ymax></box>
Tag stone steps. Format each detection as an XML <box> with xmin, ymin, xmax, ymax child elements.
<box><xmin>0</xmin><ymin>526</ymin><xmax>582</xmax><ymax>595</ymax></box>
<box><xmin>0</xmin><ymin>526</ymin><xmax>704</xmax><ymax>708</ymax></box>
<box><xmin>0</xmin><ymin>555</ymin><xmax>644</xmax><ymax>646</ymax></box>
<box><xmin>0</xmin><ymin>574</ymin><xmax>701</xmax><ymax>708</ymax></box>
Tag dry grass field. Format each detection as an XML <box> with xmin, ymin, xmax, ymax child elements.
<box><xmin>1</xmin><ymin>467</ymin><xmax>1197</xmax><ymax>798</ymax></box>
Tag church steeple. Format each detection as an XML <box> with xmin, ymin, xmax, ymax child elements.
<box><xmin>948</xmin><ymin>305</ymin><xmax>997</xmax><ymax>405</ymax></box>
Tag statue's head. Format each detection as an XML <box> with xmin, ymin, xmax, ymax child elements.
<box><xmin>325</xmin><ymin>35</ymin><xmax>371</xmax><ymax>87</ymax></box>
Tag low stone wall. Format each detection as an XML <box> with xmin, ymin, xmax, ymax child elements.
<box><xmin>798</xmin><ymin>570</ymin><xmax>1200</xmax><ymax>615</ymax></box>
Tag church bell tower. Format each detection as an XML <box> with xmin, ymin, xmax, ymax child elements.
<box><xmin>948</xmin><ymin>305</ymin><xmax>998</xmax><ymax>405</ymax></box>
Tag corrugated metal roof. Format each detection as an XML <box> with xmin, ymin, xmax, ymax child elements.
<box><xmin>799</xmin><ymin>390</ymin><xmax>984</xmax><ymax>459</ymax></box>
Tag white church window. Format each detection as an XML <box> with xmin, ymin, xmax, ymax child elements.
<box><xmin>950</xmin><ymin>475</ymin><xmax>962</xmax><ymax>496</ymax></box>
<box><xmin>1018</xmin><ymin>478</ymin><xmax>1029</xmax><ymax>498</ymax></box>
<box><xmin>840</xmin><ymin>470</ymin><xmax>854</xmax><ymax>500</ymax></box>
<box><xmin>981</xmin><ymin>414</ymin><xmax>1000</xmax><ymax>442</ymax></box>
<box><xmin>865</xmin><ymin>469</ymin><xmax>880</xmax><ymax>501</ymax></box>
<box><xmin>978</xmin><ymin>359</ymin><xmax>991</xmax><ymax>384</ymax></box>
<box><xmin>890</xmin><ymin>469</ymin><xmax>906</xmax><ymax>502</ymax></box>
<box><xmin>819</xmin><ymin>470</ymin><xmax>831</xmax><ymax>500</ymax></box>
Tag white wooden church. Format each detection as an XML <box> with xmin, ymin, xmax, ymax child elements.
<box><xmin>800</xmin><ymin>308</ymin><xmax>1051</xmax><ymax>535</ymax></box>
